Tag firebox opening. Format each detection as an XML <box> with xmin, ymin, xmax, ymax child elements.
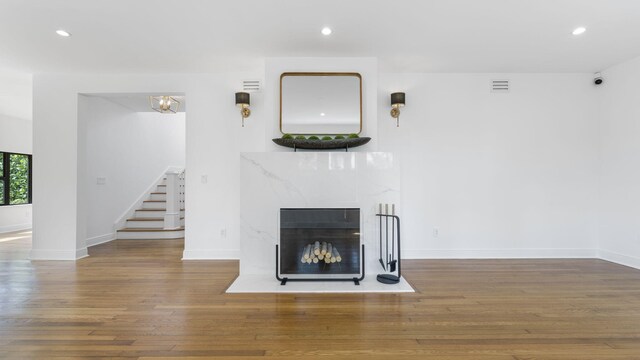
<box><xmin>280</xmin><ymin>208</ymin><xmax>361</xmax><ymax>276</ymax></box>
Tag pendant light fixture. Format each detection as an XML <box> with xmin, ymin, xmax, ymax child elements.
<box><xmin>149</xmin><ymin>96</ymin><xmax>181</xmax><ymax>114</ymax></box>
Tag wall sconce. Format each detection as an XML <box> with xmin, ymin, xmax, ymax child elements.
<box><xmin>149</xmin><ymin>95</ymin><xmax>180</xmax><ymax>114</ymax></box>
<box><xmin>235</xmin><ymin>92</ymin><xmax>251</xmax><ymax>127</ymax></box>
<box><xmin>390</xmin><ymin>92</ymin><xmax>405</xmax><ymax>127</ymax></box>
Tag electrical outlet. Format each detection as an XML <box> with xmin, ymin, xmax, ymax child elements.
<box><xmin>220</xmin><ymin>228</ymin><xmax>227</xmax><ymax>238</ymax></box>
<box><xmin>201</xmin><ymin>175</ymin><xmax>208</xmax><ymax>184</ymax></box>
<box><xmin>96</xmin><ymin>177</ymin><xmax>106</xmax><ymax>185</ymax></box>
<box><xmin>433</xmin><ymin>227</ymin><xmax>439</xmax><ymax>238</ymax></box>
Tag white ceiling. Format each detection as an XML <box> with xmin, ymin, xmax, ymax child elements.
<box><xmin>1</xmin><ymin>0</ymin><xmax>640</xmax><ymax>74</ymax></box>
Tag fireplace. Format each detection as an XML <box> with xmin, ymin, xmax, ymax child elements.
<box><xmin>278</xmin><ymin>208</ymin><xmax>362</xmax><ymax>283</ymax></box>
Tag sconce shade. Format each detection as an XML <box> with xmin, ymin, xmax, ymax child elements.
<box><xmin>235</xmin><ymin>92</ymin><xmax>250</xmax><ymax>106</ymax></box>
<box><xmin>391</xmin><ymin>92</ymin><xmax>405</xmax><ymax>107</ymax></box>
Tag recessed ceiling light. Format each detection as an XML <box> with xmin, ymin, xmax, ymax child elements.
<box><xmin>572</xmin><ymin>27</ymin><xmax>586</xmax><ymax>35</ymax></box>
<box><xmin>321</xmin><ymin>27</ymin><xmax>332</xmax><ymax>36</ymax></box>
<box><xmin>320</xmin><ymin>113</ymin><xmax>326</xmax><ymax>116</ymax></box>
<box><xmin>56</xmin><ymin>29</ymin><xmax>71</xmax><ymax>37</ymax></box>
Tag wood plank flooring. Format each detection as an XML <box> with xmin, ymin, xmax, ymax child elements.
<box><xmin>1</xmin><ymin>231</ymin><xmax>640</xmax><ymax>359</ymax></box>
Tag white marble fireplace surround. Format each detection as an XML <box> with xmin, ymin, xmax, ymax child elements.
<box><xmin>227</xmin><ymin>152</ymin><xmax>414</xmax><ymax>293</ymax></box>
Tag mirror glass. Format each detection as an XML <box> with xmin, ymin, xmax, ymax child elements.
<box><xmin>280</xmin><ymin>73</ymin><xmax>362</xmax><ymax>135</ymax></box>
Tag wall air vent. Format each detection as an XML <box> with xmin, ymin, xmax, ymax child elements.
<box><xmin>242</xmin><ymin>79</ymin><xmax>261</xmax><ymax>92</ymax></box>
<box><xmin>491</xmin><ymin>79</ymin><xmax>509</xmax><ymax>93</ymax></box>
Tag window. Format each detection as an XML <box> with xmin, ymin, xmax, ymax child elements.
<box><xmin>0</xmin><ymin>152</ymin><xmax>32</xmax><ymax>206</ymax></box>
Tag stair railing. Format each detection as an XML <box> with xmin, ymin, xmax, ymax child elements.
<box><xmin>164</xmin><ymin>168</ymin><xmax>184</xmax><ymax>230</ymax></box>
<box><xmin>179</xmin><ymin>169</ymin><xmax>185</xmax><ymax>213</ymax></box>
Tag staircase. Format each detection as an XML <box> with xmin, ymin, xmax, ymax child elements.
<box><xmin>116</xmin><ymin>170</ymin><xmax>185</xmax><ymax>240</ymax></box>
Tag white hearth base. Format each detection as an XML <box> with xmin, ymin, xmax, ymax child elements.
<box><xmin>226</xmin><ymin>274</ymin><xmax>414</xmax><ymax>294</ymax></box>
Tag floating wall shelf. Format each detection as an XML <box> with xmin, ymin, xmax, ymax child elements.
<box><xmin>272</xmin><ymin>137</ymin><xmax>371</xmax><ymax>151</ymax></box>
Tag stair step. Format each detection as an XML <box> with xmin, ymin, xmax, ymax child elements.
<box><xmin>151</xmin><ymin>192</ymin><xmax>166</xmax><ymax>195</ymax></box>
<box><xmin>126</xmin><ymin>217</ymin><xmax>185</xmax><ymax>221</ymax></box>
<box><xmin>135</xmin><ymin>209</ymin><xmax>185</xmax><ymax>211</ymax></box>
<box><xmin>125</xmin><ymin>217</ymin><xmax>184</xmax><ymax>229</ymax></box>
<box><xmin>118</xmin><ymin>227</ymin><xmax>185</xmax><ymax>232</ymax></box>
<box><xmin>142</xmin><ymin>201</ymin><xmax>168</xmax><ymax>209</ymax></box>
<box><xmin>134</xmin><ymin>209</ymin><xmax>185</xmax><ymax>218</ymax></box>
<box><xmin>149</xmin><ymin>193</ymin><xmax>166</xmax><ymax>201</ymax></box>
<box><xmin>116</xmin><ymin>228</ymin><xmax>185</xmax><ymax>240</ymax></box>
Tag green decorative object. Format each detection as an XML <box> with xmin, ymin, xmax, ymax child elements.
<box><xmin>348</xmin><ymin>133</ymin><xmax>359</xmax><ymax>139</ymax></box>
<box><xmin>272</xmin><ymin>136</ymin><xmax>372</xmax><ymax>150</ymax></box>
<box><xmin>334</xmin><ymin>135</ymin><xmax>345</xmax><ymax>140</ymax></box>
<box><xmin>295</xmin><ymin>135</ymin><xmax>306</xmax><ymax>140</ymax></box>
<box><xmin>321</xmin><ymin>136</ymin><xmax>333</xmax><ymax>141</ymax></box>
<box><xmin>282</xmin><ymin>133</ymin><xmax>294</xmax><ymax>140</ymax></box>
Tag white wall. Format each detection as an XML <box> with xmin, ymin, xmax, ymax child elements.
<box><xmin>182</xmin><ymin>73</ymin><xmax>265</xmax><ymax>259</ymax></box>
<box><xmin>0</xmin><ymin>72</ymin><xmax>32</xmax><ymax>233</ymax></box>
<box><xmin>378</xmin><ymin>73</ymin><xmax>601</xmax><ymax>258</ymax></box>
<box><xmin>79</xmin><ymin>96</ymin><xmax>185</xmax><ymax>245</ymax></box>
<box><xmin>599</xmin><ymin>57</ymin><xmax>640</xmax><ymax>268</ymax></box>
<box><xmin>33</xmin><ymin>64</ymin><xmax>632</xmax><ymax>264</ymax></box>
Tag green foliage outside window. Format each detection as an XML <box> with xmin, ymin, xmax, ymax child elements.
<box><xmin>9</xmin><ymin>154</ymin><xmax>29</xmax><ymax>204</ymax></box>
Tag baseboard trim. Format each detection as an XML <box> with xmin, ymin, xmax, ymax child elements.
<box><xmin>403</xmin><ymin>248</ymin><xmax>599</xmax><ymax>259</ymax></box>
<box><xmin>181</xmin><ymin>248</ymin><xmax>597</xmax><ymax>261</ymax></box>
<box><xmin>25</xmin><ymin>244</ymin><xmax>639</xmax><ymax>270</ymax></box>
<box><xmin>76</xmin><ymin>247</ymin><xmax>89</xmax><ymax>260</ymax></box>
<box><xmin>0</xmin><ymin>223</ymin><xmax>32</xmax><ymax>234</ymax></box>
<box><xmin>30</xmin><ymin>248</ymin><xmax>88</xmax><ymax>261</ymax></box>
<box><xmin>598</xmin><ymin>249</ymin><xmax>640</xmax><ymax>270</ymax></box>
<box><xmin>182</xmin><ymin>249</ymin><xmax>240</xmax><ymax>260</ymax></box>
<box><xmin>86</xmin><ymin>233</ymin><xmax>115</xmax><ymax>247</ymax></box>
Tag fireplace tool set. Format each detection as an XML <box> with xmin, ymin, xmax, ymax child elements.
<box><xmin>377</xmin><ymin>203</ymin><xmax>402</xmax><ymax>284</ymax></box>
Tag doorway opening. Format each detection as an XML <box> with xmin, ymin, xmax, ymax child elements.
<box><xmin>79</xmin><ymin>93</ymin><xmax>186</xmax><ymax>254</ymax></box>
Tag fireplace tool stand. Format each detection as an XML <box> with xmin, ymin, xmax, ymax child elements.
<box><xmin>276</xmin><ymin>244</ymin><xmax>365</xmax><ymax>285</ymax></box>
<box><xmin>376</xmin><ymin>208</ymin><xmax>401</xmax><ymax>284</ymax></box>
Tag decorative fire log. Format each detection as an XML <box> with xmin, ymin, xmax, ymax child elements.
<box><xmin>299</xmin><ymin>242</ymin><xmax>344</xmax><ymax>265</ymax></box>
<box><xmin>332</xmin><ymin>247</ymin><xmax>342</xmax><ymax>262</ymax></box>
<box><xmin>303</xmin><ymin>244</ymin><xmax>312</xmax><ymax>260</ymax></box>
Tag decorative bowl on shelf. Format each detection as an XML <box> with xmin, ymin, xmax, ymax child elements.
<box><xmin>272</xmin><ymin>137</ymin><xmax>371</xmax><ymax>150</ymax></box>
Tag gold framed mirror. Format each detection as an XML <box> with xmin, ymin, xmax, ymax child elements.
<box><xmin>280</xmin><ymin>72</ymin><xmax>362</xmax><ymax>135</ymax></box>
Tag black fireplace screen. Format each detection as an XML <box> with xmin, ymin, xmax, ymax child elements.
<box><xmin>280</xmin><ymin>208</ymin><xmax>361</xmax><ymax>276</ymax></box>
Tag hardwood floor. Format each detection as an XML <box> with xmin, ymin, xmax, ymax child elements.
<box><xmin>1</xmin><ymin>232</ymin><xmax>640</xmax><ymax>359</ymax></box>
